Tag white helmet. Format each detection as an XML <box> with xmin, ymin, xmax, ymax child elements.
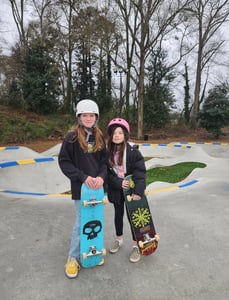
<box><xmin>76</xmin><ymin>99</ymin><xmax>99</xmax><ymax>117</ymax></box>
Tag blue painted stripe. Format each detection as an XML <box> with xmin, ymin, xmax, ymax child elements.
<box><xmin>2</xmin><ymin>190</ymin><xmax>47</xmax><ymax>196</ymax></box>
<box><xmin>212</xmin><ymin>142</ymin><xmax>221</xmax><ymax>145</ymax></box>
<box><xmin>0</xmin><ymin>180</ymin><xmax>199</xmax><ymax>197</ymax></box>
<box><xmin>138</xmin><ymin>143</ymin><xmax>192</xmax><ymax>148</ymax></box>
<box><xmin>178</xmin><ymin>179</ymin><xmax>199</xmax><ymax>188</ymax></box>
<box><xmin>140</xmin><ymin>141</ymin><xmax>229</xmax><ymax>147</ymax></box>
<box><xmin>0</xmin><ymin>161</ymin><xmax>19</xmax><ymax>168</ymax></box>
<box><xmin>0</xmin><ymin>157</ymin><xmax>55</xmax><ymax>168</ymax></box>
<box><xmin>4</xmin><ymin>146</ymin><xmax>20</xmax><ymax>150</ymax></box>
<box><xmin>34</xmin><ymin>157</ymin><xmax>55</xmax><ymax>163</ymax></box>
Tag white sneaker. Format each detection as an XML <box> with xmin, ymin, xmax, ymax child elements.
<box><xmin>129</xmin><ymin>247</ymin><xmax>140</xmax><ymax>263</ymax></box>
<box><xmin>109</xmin><ymin>240</ymin><xmax>122</xmax><ymax>253</ymax></box>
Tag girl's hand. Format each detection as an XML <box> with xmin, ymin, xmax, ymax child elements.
<box><xmin>85</xmin><ymin>176</ymin><xmax>104</xmax><ymax>189</ymax></box>
<box><xmin>93</xmin><ymin>176</ymin><xmax>104</xmax><ymax>189</ymax></box>
<box><xmin>122</xmin><ymin>180</ymin><xmax>130</xmax><ymax>189</ymax></box>
<box><xmin>85</xmin><ymin>176</ymin><xmax>96</xmax><ymax>189</ymax></box>
<box><xmin>132</xmin><ymin>194</ymin><xmax>141</xmax><ymax>201</ymax></box>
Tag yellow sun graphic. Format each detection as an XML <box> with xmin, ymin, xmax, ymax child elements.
<box><xmin>129</xmin><ymin>179</ymin><xmax>135</xmax><ymax>188</ymax></box>
<box><xmin>131</xmin><ymin>208</ymin><xmax>151</xmax><ymax>228</ymax></box>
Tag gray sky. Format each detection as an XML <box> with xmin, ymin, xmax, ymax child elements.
<box><xmin>1</xmin><ymin>1</ymin><xmax>229</xmax><ymax>111</ymax></box>
<box><xmin>0</xmin><ymin>1</ymin><xmax>18</xmax><ymax>54</ymax></box>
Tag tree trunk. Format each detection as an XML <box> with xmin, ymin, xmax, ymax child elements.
<box><xmin>137</xmin><ymin>56</ymin><xmax>145</xmax><ymax>139</ymax></box>
<box><xmin>190</xmin><ymin>37</ymin><xmax>202</xmax><ymax>129</ymax></box>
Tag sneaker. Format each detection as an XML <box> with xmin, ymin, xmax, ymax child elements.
<box><xmin>109</xmin><ymin>240</ymin><xmax>122</xmax><ymax>254</ymax></box>
<box><xmin>97</xmin><ymin>258</ymin><xmax>105</xmax><ymax>266</ymax></box>
<box><xmin>65</xmin><ymin>257</ymin><xmax>80</xmax><ymax>278</ymax></box>
<box><xmin>129</xmin><ymin>247</ymin><xmax>140</xmax><ymax>263</ymax></box>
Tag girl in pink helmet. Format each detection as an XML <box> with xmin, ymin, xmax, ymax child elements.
<box><xmin>107</xmin><ymin>118</ymin><xmax>146</xmax><ymax>262</ymax></box>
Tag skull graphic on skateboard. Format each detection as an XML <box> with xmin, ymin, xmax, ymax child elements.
<box><xmin>123</xmin><ymin>175</ymin><xmax>160</xmax><ymax>255</ymax></box>
<box><xmin>80</xmin><ymin>183</ymin><xmax>107</xmax><ymax>268</ymax></box>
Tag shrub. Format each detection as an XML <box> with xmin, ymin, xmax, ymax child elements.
<box><xmin>198</xmin><ymin>84</ymin><xmax>229</xmax><ymax>138</ymax></box>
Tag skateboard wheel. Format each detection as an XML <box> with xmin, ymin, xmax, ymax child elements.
<box><xmin>127</xmin><ymin>195</ymin><xmax>132</xmax><ymax>202</ymax></box>
<box><xmin>102</xmin><ymin>248</ymin><xmax>107</xmax><ymax>256</ymax></box>
<box><xmin>83</xmin><ymin>201</ymin><xmax>88</xmax><ymax>207</ymax></box>
<box><xmin>155</xmin><ymin>234</ymin><xmax>160</xmax><ymax>241</ymax></box>
<box><xmin>92</xmin><ymin>249</ymin><xmax>97</xmax><ymax>255</ymax></box>
<box><xmin>138</xmin><ymin>241</ymin><xmax>144</xmax><ymax>248</ymax></box>
<box><xmin>103</xmin><ymin>197</ymin><xmax>107</xmax><ymax>205</ymax></box>
<box><xmin>82</xmin><ymin>253</ymin><xmax>87</xmax><ymax>260</ymax></box>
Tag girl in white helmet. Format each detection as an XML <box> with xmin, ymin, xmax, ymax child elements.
<box><xmin>58</xmin><ymin>99</ymin><xmax>107</xmax><ymax>278</ymax></box>
<box><xmin>106</xmin><ymin>118</ymin><xmax>146</xmax><ymax>263</ymax></box>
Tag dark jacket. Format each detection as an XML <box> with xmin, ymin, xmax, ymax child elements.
<box><xmin>107</xmin><ymin>143</ymin><xmax>146</xmax><ymax>205</ymax></box>
<box><xmin>58</xmin><ymin>131</ymin><xmax>107</xmax><ymax>200</ymax></box>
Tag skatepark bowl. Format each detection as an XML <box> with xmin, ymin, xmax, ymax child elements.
<box><xmin>0</xmin><ymin>142</ymin><xmax>207</xmax><ymax>196</ymax></box>
<box><xmin>0</xmin><ymin>142</ymin><xmax>229</xmax><ymax>300</ymax></box>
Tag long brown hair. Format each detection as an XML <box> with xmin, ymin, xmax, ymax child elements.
<box><xmin>107</xmin><ymin>125</ymin><xmax>128</xmax><ymax>166</ymax></box>
<box><xmin>69</xmin><ymin>125</ymin><xmax>104</xmax><ymax>152</ymax></box>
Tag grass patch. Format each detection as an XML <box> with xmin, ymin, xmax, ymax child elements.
<box><xmin>146</xmin><ymin>162</ymin><xmax>206</xmax><ymax>186</ymax></box>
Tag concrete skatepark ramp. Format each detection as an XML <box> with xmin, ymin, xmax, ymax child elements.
<box><xmin>0</xmin><ymin>142</ymin><xmax>229</xmax><ymax>299</ymax></box>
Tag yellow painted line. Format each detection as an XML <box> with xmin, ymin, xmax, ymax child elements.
<box><xmin>146</xmin><ymin>186</ymin><xmax>179</xmax><ymax>195</ymax></box>
<box><xmin>17</xmin><ymin>159</ymin><xmax>36</xmax><ymax>165</ymax></box>
<box><xmin>1</xmin><ymin>180</ymin><xmax>199</xmax><ymax>197</ymax></box>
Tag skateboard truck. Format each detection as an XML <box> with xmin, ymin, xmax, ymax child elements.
<box><xmin>82</xmin><ymin>246</ymin><xmax>107</xmax><ymax>260</ymax></box>
<box><xmin>138</xmin><ymin>233</ymin><xmax>160</xmax><ymax>248</ymax></box>
<box><xmin>83</xmin><ymin>196</ymin><xmax>107</xmax><ymax>207</ymax></box>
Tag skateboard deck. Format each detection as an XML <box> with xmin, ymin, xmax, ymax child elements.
<box><xmin>80</xmin><ymin>183</ymin><xmax>106</xmax><ymax>268</ymax></box>
<box><xmin>123</xmin><ymin>175</ymin><xmax>159</xmax><ymax>255</ymax></box>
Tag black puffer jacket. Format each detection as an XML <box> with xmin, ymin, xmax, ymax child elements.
<box><xmin>107</xmin><ymin>143</ymin><xmax>146</xmax><ymax>205</ymax></box>
<box><xmin>58</xmin><ymin>131</ymin><xmax>107</xmax><ymax>200</ymax></box>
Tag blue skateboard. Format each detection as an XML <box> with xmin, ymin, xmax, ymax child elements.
<box><xmin>80</xmin><ymin>183</ymin><xmax>107</xmax><ymax>268</ymax></box>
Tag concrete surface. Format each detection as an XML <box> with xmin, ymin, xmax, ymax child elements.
<box><xmin>0</xmin><ymin>142</ymin><xmax>229</xmax><ymax>300</ymax></box>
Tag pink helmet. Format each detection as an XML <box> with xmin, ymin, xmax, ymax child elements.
<box><xmin>107</xmin><ymin>118</ymin><xmax>130</xmax><ymax>135</ymax></box>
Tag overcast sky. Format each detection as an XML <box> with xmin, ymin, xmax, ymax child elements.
<box><xmin>1</xmin><ymin>1</ymin><xmax>229</xmax><ymax>111</ymax></box>
<box><xmin>0</xmin><ymin>1</ymin><xmax>18</xmax><ymax>54</ymax></box>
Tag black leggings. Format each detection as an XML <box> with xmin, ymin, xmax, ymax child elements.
<box><xmin>113</xmin><ymin>193</ymin><xmax>135</xmax><ymax>241</ymax></box>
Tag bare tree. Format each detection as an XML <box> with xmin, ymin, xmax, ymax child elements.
<box><xmin>9</xmin><ymin>0</ymin><xmax>27</xmax><ymax>47</ymax></box>
<box><xmin>114</xmin><ymin>0</ymin><xmax>191</xmax><ymax>138</ymax></box>
<box><xmin>184</xmin><ymin>0</ymin><xmax>229</xmax><ymax>129</ymax></box>
<box><xmin>55</xmin><ymin>0</ymin><xmax>96</xmax><ymax>112</ymax></box>
<box><xmin>30</xmin><ymin>0</ymin><xmax>52</xmax><ymax>37</ymax></box>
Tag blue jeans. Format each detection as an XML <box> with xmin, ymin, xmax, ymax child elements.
<box><xmin>68</xmin><ymin>200</ymin><xmax>81</xmax><ymax>259</ymax></box>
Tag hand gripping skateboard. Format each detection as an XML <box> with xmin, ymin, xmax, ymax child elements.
<box><xmin>123</xmin><ymin>175</ymin><xmax>160</xmax><ymax>255</ymax></box>
<box><xmin>80</xmin><ymin>183</ymin><xmax>107</xmax><ymax>268</ymax></box>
